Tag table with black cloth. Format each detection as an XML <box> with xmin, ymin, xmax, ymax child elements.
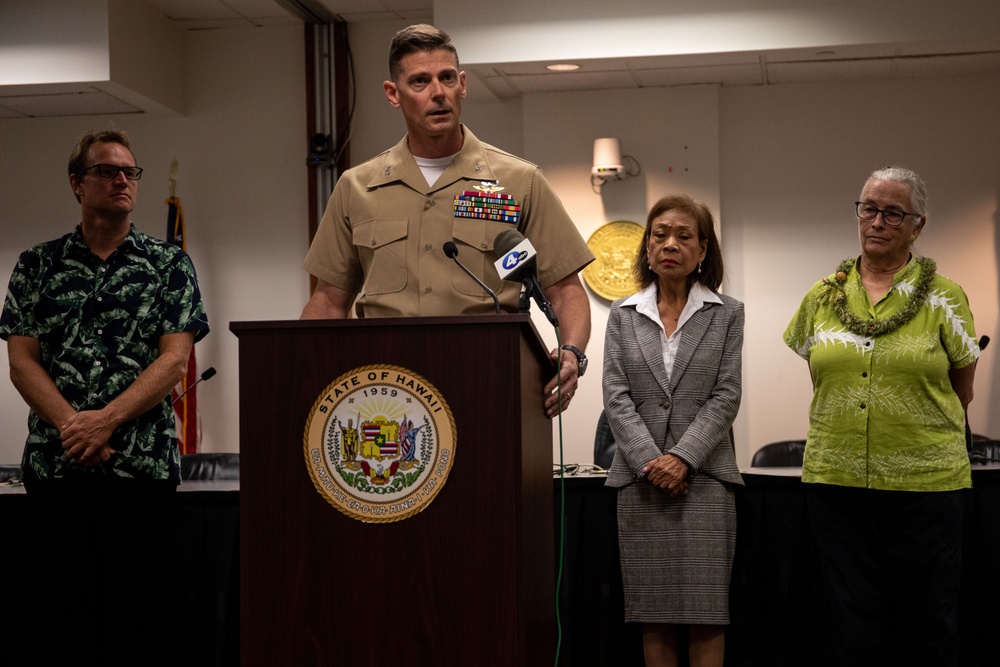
<box><xmin>3</xmin><ymin>469</ymin><xmax>999</xmax><ymax>666</ymax></box>
<box><xmin>0</xmin><ymin>481</ymin><xmax>239</xmax><ymax>667</ymax></box>
<box><xmin>554</xmin><ymin>467</ymin><xmax>1000</xmax><ymax>667</ymax></box>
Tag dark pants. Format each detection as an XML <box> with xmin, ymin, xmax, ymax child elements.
<box><xmin>806</xmin><ymin>483</ymin><xmax>964</xmax><ymax>667</ymax></box>
<box><xmin>20</xmin><ymin>477</ymin><xmax>178</xmax><ymax>666</ymax></box>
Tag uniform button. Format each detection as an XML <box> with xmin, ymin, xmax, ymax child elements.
<box><xmin>427</xmin><ymin>199</ymin><xmax>436</xmax><ymax>207</ymax></box>
<box><xmin>371</xmin><ymin>240</ymin><xmax>376</xmax><ymax>247</ymax></box>
<box><xmin>425</xmin><ymin>286</ymin><xmax>433</xmax><ymax>293</ymax></box>
<box><xmin>481</xmin><ymin>242</ymin><xmax>488</xmax><ymax>249</ymax></box>
<box><xmin>424</xmin><ymin>243</ymin><xmax>433</xmax><ymax>252</ymax></box>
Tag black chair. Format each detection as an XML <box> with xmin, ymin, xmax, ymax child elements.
<box><xmin>750</xmin><ymin>440</ymin><xmax>806</xmax><ymax>467</ymax></box>
<box><xmin>970</xmin><ymin>439</ymin><xmax>1000</xmax><ymax>465</ymax></box>
<box><xmin>594</xmin><ymin>410</ymin><xmax>616</xmax><ymax>470</ymax></box>
<box><xmin>180</xmin><ymin>453</ymin><xmax>240</xmax><ymax>481</ymax></box>
<box><xmin>0</xmin><ymin>464</ymin><xmax>22</xmax><ymax>484</ymax></box>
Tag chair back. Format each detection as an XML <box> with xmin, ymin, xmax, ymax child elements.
<box><xmin>594</xmin><ymin>410</ymin><xmax>616</xmax><ymax>470</ymax></box>
<box><xmin>750</xmin><ymin>440</ymin><xmax>806</xmax><ymax>467</ymax></box>
<box><xmin>181</xmin><ymin>453</ymin><xmax>240</xmax><ymax>480</ymax></box>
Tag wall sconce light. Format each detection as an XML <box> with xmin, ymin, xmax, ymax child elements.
<box><xmin>591</xmin><ymin>137</ymin><xmax>640</xmax><ymax>193</ymax></box>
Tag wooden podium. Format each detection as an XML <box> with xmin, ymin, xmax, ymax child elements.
<box><xmin>230</xmin><ymin>316</ymin><xmax>556</xmax><ymax>666</ymax></box>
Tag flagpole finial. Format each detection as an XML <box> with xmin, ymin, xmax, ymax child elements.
<box><xmin>168</xmin><ymin>158</ymin><xmax>178</xmax><ymax>198</ymax></box>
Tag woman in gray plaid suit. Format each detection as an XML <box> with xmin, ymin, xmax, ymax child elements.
<box><xmin>604</xmin><ymin>194</ymin><xmax>744</xmax><ymax>667</ymax></box>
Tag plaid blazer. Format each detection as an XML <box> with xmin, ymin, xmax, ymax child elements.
<box><xmin>603</xmin><ymin>292</ymin><xmax>744</xmax><ymax>488</ymax></box>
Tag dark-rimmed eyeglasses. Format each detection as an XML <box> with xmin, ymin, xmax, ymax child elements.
<box><xmin>855</xmin><ymin>201</ymin><xmax>920</xmax><ymax>227</ymax></box>
<box><xmin>82</xmin><ymin>164</ymin><xmax>143</xmax><ymax>181</ymax></box>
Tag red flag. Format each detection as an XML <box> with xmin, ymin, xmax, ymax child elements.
<box><xmin>167</xmin><ymin>194</ymin><xmax>199</xmax><ymax>454</ymax></box>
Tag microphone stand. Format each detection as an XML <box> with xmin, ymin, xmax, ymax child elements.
<box><xmin>172</xmin><ymin>367</ymin><xmax>217</xmax><ymax>406</ymax></box>
<box><xmin>443</xmin><ymin>243</ymin><xmax>501</xmax><ymax>314</ymax></box>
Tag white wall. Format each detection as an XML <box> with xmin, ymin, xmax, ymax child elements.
<box><xmin>0</xmin><ymin>24</ymin><xmax>309</xmax><ymax>462</ymax></box>
<box><xmin>1</xmin><ymin>18</ymin><xmax>997</xmax><ymax>472</ymax></box>
<box><xmin>337</xmin><ymin>19</ymin><xmax>1000</xmax><ymax>470</ymax></box>
<box><xmin>721</xmin><ymin>74</ymin><xmax>1000</xmax><ymax>457</ymax></box>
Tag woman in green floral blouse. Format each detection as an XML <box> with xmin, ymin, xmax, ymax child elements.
<box><xmin>783</xmin><ymin>166</ymin><xmax>979</xmax><ymax>667</ymax></box>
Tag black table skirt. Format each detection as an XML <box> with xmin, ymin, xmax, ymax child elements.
<box><xmin>3</xmin><ymin>470</ymin><xmax>999</xmax><ymax>667</ymax></box>
<box><xmin>555</xmin><ymin>469</ymin><xmax>1000</xmax><ymax>667</ymax></box>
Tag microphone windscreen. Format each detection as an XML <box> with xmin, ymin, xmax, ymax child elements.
<box><xmin>443</xmin><ymin>241</ymin><xmax>459</xmax><ymax>258</ymax></box>
<box><xmin>492</xmin><ymin>229</ymin><xmax>525</xmax><ymax>260</ymax></box>
<box><xmin>981</xmin><ymin>335</ymin><xmax>990</xmax><ymax>351</ymax></box>
<box><xmin>202</xmin><ymin>367</ymin><xmax>217</xmax><ymax>380</ymax></box>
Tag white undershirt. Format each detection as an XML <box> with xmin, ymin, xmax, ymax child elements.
<box><xmin>622</xmin><ymin>281</ymin><xmax>722</xmax><ymax>383</ymax></box>
<box><xmin>414</xmin><ymin>154</ymin><xmax>458</xmax><ymax>188</ymax></box>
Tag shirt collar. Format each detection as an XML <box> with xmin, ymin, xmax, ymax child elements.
<box><xmin>66</xmin><ymin>223</ymin><xmax>144</xmax><ymax>260</ymax></box>
<box><xmin>624</xmin><ymin>281</ymin><xmax>723</xmax><ymax>332</ymax></box>
<box><xmin>369</xmin><ymin>125</ymin><xmax>497</xmax><ymax>191</ymax></box>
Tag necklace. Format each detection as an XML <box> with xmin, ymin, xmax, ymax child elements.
<box><xmin>820</xmin><ymin>256</ymin><xmax>936</xmax><ymax>337</ymax></box>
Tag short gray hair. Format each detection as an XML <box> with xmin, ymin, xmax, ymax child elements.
<box><xmin>864</xmin><ymin>166</ymin><xmax>928</xmax><ymax>218</ymax></box>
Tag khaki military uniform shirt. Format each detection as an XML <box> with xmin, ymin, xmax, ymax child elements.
<box><xmin>304</xmin><ymin>126</ymin><xmax>594</xmax><ymax>317</ymax></box>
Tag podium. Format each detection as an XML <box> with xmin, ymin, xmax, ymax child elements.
<box><xmin>230</xmin><ymin>316</ymin><xmax>556</xmax><ymax>666</ymax></box>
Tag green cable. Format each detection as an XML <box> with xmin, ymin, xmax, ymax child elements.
<box><xmin>554</xmin><ymin>327</ymin><xmax>565</xmax><ymax>667</ymax></box>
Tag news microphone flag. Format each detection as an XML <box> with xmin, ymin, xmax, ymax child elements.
<box><xmin>166</xmin><ymin>191</ymin><xmax>200</xmax><ymax>454</ymax></box>
<box><xmin>492</xmin><ymin>237</ymin><xmax>537</xmax><ymax>282</ymax></box>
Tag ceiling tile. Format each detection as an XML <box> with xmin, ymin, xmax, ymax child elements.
<box><xmin>0</xmin><ymin>90</ymin><xmax>142</xmax><ymax>117</ymax></box>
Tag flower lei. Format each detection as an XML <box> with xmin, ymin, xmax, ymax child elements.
<box><xmin>819</xmin><ymin>256</ymin><xmax>936</xmax><ymax>337</ymax></box>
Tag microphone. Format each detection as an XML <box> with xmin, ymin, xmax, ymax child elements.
<box><xmin>172</xmin><ymin>367</ymin><xmax>217</xmax><ymax>406</ymax></box>
<box><xmin>442</xmin><ymin>242</ymin><xmax>501</xmax><ymax>314</ymax></box>
<box><xmin>491</xmin><ymin>229</ymin><xmax>559</xmax><ymax>327</ymax></box>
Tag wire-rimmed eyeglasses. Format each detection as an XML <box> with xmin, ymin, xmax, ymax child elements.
<box><xmin>83</xmin><ymin>164</ymin><xmax>143</xmax><ymax>181</ymax></box>
<box><xmin>855</xmin><ymin>201</ymin><xmax>920</xmax><ymax>227</ymax></box>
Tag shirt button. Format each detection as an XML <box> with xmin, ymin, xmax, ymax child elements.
<box><xmin>481</xmin><ymin>242</ymin><xmax>488</xmax><ymax>249</ymax></box>
<box><xmin>371</xmin><ymin>240</ymin><xmax>376</xmax><ymax>247</ymax></box>
<box><xmin>425</xmin><ymin>286</ymin><xmax>433</xmax><ymax>294</ymax></box>
<box><xmin>95</xmin><ymin>361</ymin><xmax>102</xmax><ymax>367</ymax></box>
<box><xmin>862</xmin><ymin>372</ymin><xmax>867</xmax><ymax>377</ymax></box>
<box><xmin>860</xmin><ymin>403</ymin><xmax>866</xmax><ymax>409</ymax></box>
<box><xmin>96</xmin><ymin>296</ymin><xmax>103</xmax><ymax>302</ymax></box>
<box><xmin>97</xmin><ymin>329</ymin><xmax>103</xmax><ymax>335</ymax></box>
<box><xmin>427</xmin><ymin>199</ymin><xmax>436</xmax><ymax>207</ymax></box>
<box><xmin>661</xmin><ymin>398</ymin><xmax>671</xmax><ymax>409</ymax></box>
<box><xmin>864</xmin><ymin>342</ymin><xmax>871</xmax><ymax>348</ymax></box>
<box><xmin>424</xmin><ymin>243</ymin><xmax>433</xmax><ymax>252</ymax></box>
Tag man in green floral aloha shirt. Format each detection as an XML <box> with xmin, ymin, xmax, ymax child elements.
<box><xmin>0</xmin><ymin>129</ymin><xmax>209</xmax><ymax>665</ymax></box>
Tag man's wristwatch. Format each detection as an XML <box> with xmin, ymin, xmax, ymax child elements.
<box><xmin>560</xmin><ymin>344</ymin><xmax>588</xmax><ymax>377</ymax></box>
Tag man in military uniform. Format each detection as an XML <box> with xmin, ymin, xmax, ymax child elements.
<box><xmin>301</xmin><ymin>24</ymin><xmax>592</xmax><ymax>417</ymax></box>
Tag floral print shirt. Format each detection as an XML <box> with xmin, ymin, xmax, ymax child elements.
<box><xmin>0</xmin><ymin>225</ymin><xmax>209</xmax><ymax>481</ymax></box>
<box><xmin>783</xmin><ymin>256</ymin><xmax>978</xmax><ymax>491</ymax></box>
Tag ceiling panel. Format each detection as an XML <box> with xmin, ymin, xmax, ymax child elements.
<box><xmin>0</xmin><ymin>89</ymin><xmax>142</xmax><ymax>118</ymax></box>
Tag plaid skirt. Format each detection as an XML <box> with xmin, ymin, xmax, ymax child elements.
<box><xmin>617</xmin><ymin>474</ymin><xmax>737</xmax><ymax>624</ymax></box>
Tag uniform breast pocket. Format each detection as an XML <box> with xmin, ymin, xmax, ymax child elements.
<box><xmin>451</xmin><ymin>219</ymin><xmax>511</xmax><ymax>296</ymax></box>
<box><xmin>353</xmin><ymin>218</ymin><xmax>409</xmax><ymax>295</ymax></box>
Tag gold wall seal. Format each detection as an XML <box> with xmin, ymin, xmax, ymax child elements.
<box><xmin>303</xmin><ymin>365</ymin><xmax>457</xmax><ymax>523</ymax></box>
<box><xmin>582</xmin><ymin>220</ymin><xmax>644</xmax><ymax>300</ymax></box>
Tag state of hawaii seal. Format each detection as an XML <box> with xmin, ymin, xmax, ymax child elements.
<box><xmin>303</xmin><ymin>365</ymin><xmax>457</xmax><ymax>523</ymax></box>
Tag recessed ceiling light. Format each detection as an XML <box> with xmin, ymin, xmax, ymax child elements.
<box><xmin>546</xmin><ymin>63</ymin><xmax>580</xmax><ymax>72</ymax></box>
